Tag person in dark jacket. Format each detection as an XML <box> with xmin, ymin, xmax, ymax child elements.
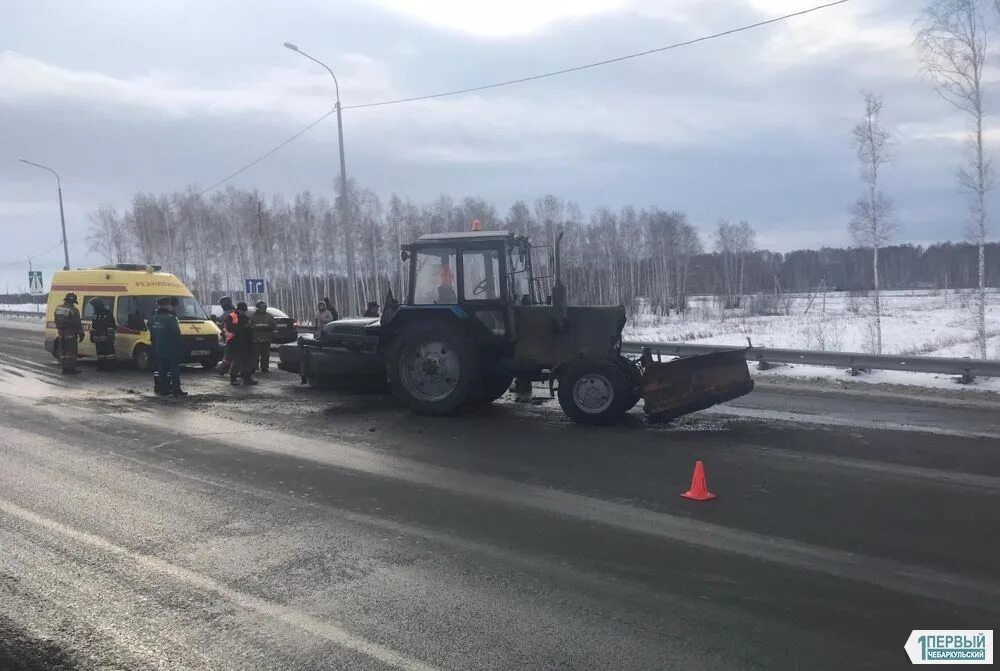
<box><xmin>54</xmin><ymin>292</ymin><xmax>84</xmax><ymax>374</ymax></box>
<box><xmin>216</xmin><ymin>296</ymin><xmax>236</xmax><ymax>375</ymax></box>
<box><xmin>227</xmin><ymin>301</ymin><xmax>257</xmax><ymax>386</ymax></box>
<box><xmin>148</xmin><ymin>296</ymin><xmax>187</xmax><ymax>396</ymax></box>
<box><xmin>249</xmin><ymin>301</ymin><xmax>276</xmax><ymax>373</ymax></box>
<box><xmin>88</xmin><ymin>298</ymin><xmax>117</xmax><ymax>371</ymax></box>
<box><xmin>363</xmin><ymin>301</ymin><xmax>380</xmax><ymax>318</ymax></box>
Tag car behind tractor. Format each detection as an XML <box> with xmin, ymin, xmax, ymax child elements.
<box><xmin>291</xmin><ymin>230</ymin><xmax>753</xmax><ymax>424</ymax></box>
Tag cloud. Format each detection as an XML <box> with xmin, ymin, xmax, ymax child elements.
<box><xmin>0</xmin><ymin>50</ymin><xmax>394</xmax><ymax>122</ymax></box>
<box><xmin>365</xmin><ymin>0</ymin><xmax>626</xmax><ymax>38</ymax></box>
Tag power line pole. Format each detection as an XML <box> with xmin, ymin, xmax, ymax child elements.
<box><xmin>284</xmin><ymin>42</ymin><xmax>358</xmax><ymax>316</ymax></box>
<box><xmin>18</xmin><ymin>159</ymin><xmax>70</xmax><ymax>270</ymax></box>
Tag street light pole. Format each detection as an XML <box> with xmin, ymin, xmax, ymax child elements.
<box><xmin>19</xmin><ymin>158</ymin><xmax>70</xmax><ymax>270</ymax></box>
<box><xmin>284</xmin><ymin>41</ymin><xmax>358</xmax><ymax>316</ymax></box>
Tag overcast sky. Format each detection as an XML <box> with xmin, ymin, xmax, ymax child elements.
<box><xmin>0</xmin><ymin>0</ymin><xmax>995</xmax><ymax>291</ymax></box>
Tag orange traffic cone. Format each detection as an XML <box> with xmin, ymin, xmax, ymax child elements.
<box><xmin>681</xmin><ymin>460</ymin><xmax>716</xmax><ymax>501</ymax></box>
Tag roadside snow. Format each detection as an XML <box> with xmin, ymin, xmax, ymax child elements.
<box><xmin>625</xmin><ymin>289</ymin><xmax>1000</xmax><ymax>392</ymax></box>
<box><xmin>0</xmin><ymin>303</ymin><xmax>45</xmax><ymax>313</ymax></box>
<box><xmin>750</xmin><ymin>360</ymin><xmax>1000</xmax><ymax>393</ymax></box>
<box><xmin>0</xmin><ymin>317</ymin><xmax>44</xmax><ymax>333</ymax></box>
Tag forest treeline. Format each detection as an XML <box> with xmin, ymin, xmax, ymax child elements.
<box><xmin>83</xmin><ymin>185</ymin><xmax>998</xmax><ymax>319</ymax></box>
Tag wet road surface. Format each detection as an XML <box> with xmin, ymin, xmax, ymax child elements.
<box><xmin>1</xmin><ymin>323</ymin><xmax>998</xmax><ymax>670</ymax></box>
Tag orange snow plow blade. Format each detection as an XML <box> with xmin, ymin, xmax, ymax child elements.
<box><xmin>641</xmin><ymin>349</ymin><xmax>754</xmax><ymax>423</ymax></box>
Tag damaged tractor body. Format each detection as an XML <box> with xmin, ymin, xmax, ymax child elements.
<box><xmin>295</xmin><ymin>228</ymin><xmax>755</xmax><ymax>424</ymax></box>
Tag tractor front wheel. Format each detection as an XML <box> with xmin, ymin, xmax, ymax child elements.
<box><xmin>387</xmin><ymin>323</ymin><xmax>481</xmax><ymax>415</ymax></box>
<box><xmin>557</xmin><ymin>356</ymin><xmax>634</xmax><ymax>425</ymax></box>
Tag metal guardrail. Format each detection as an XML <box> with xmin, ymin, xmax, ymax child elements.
<box><xmin>1</xmin><ymin>309</ymin><xmax>997</xmax><ymax>379</ymax></box>
<box><xmin>0</xmin><ymin>309</ymin><xmax>43</xmax><ymax>318</ymax></box>
<box><xmin>622</xmin><ymin>341</ymin><xmax>1000</xmax><ymax>380</ymax></box>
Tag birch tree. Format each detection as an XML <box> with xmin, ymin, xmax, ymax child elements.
<box><xmin>86</xmin><ymin>205</ymin><xmax>131</xmax><ymax>264</ymax></box>
<box><xmin>714</xmin><ymin>220</ymin><xmax>755</xmax><ymax>306</ymax></box>
<box><xmin>917</xmin><ymin>0</ymin><xmax>991</xmax><ymax>358</ymax></box>
<box><xmin>849</xmin><ymin>90</ymin><xmax>896</xmax><ymax>354</ymax></box>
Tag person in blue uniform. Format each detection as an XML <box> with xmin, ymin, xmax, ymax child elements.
<box><xmin>148</xmin><ymin>296</ymin><xmax>188</xmax><ymax>396</ymax></box>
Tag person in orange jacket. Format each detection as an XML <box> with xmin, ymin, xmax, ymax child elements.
<box><xmin>216</xmin><ymin>296</ymin><xmax>237</xmax><ymax>375</ymax></box>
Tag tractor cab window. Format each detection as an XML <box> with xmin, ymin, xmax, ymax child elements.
<box><xmin>462</xmin><ymin>249</ymin><xmax>500</xmax><ymax>301</ymax></box>
<box><xmin>508</xmin><ymin>243</ymin><xmax>531</xmax><ymax>304</ymax></box>
<box><xmin>414</xmin><ymin>247</ymin><xmax>457</xmax><ymax>305</ymax></box>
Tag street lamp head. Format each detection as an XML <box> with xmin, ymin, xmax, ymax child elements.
<box><xmin>283</xmin><ymin>42</ymin><xmax>299</xmax><ymax>51</ymax></box>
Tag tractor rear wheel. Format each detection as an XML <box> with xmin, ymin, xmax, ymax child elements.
<box><xmin>387</xmin><ymin>323</ymin><xmax>481</xmax><ymax>415</ymax></box>
<box><xmin>557</xmin><ymin>356</ymin><xmax>634</xmax><ymax>425</ymax></box>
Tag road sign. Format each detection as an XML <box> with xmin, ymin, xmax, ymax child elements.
<box><xmin>28</xmin><ymin>270</ymin><xmax>44</xmax><ymax>296</ymax></box>
<box><xmin>244</xmin><ymin>278</ymin><xmax>266</xmax><ymax>295</ymax></box>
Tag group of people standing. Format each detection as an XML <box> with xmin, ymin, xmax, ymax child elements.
<box><xmin>52</xmin><ymin>292</ymin><xmax>186</xmax><ymax>396</ymax></box>
<box><xmin>53</xmin><ymin>292</ymin><xmax>117</xmax><ymax>375</ymax></box>
<box><xmin>215</xmin><ymin>296</ymin><xmax>279</xmax><ymax>385</ymax></box>
<box><xmin>53</xmin><ymin>290</ymin><xmax>373</xmax><ymax>394</ymax></box>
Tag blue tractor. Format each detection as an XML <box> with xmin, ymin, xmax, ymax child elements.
<box><xmin>291</xmin><ymin>230</ymin><xmax>752</xmax><ymax>424</ymax></box>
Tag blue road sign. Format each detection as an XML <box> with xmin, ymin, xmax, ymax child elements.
<box><xmin>244</xmin><ymin>278</ymin><xmax>266</xmax><ymax>295</ymax></box>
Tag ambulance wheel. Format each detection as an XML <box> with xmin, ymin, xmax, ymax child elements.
<box><xmin>132</xmin><ymin>345</ymin><xmax>153</xmax><ymax>372</ymax></box>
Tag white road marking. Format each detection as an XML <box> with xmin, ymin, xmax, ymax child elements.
<box><xmin>0</xmin><ymin>498</ymin><xmax>440</xmax><ymax>671</ymax></box>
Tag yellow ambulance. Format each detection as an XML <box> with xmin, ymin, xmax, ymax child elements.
<box><xmin>44</xmin><ymin>264</ymin><xmax>222</xmax><ymax>370</ymax></box>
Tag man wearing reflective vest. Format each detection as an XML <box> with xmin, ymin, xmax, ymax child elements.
<box><xmin>226</xmin><ymin>301</ymin><xmax>257</xmax><ymax>386</ymax></box>
<box><xmin>217</xmin><ymin>295</ymin><xmax>236</xmax><ymax>375</ymax></box>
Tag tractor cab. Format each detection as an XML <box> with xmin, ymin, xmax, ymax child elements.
<box><xmin>394</xmin><ymin>230</ymin><xmax>536</xmax><ymax>342</ymax></box>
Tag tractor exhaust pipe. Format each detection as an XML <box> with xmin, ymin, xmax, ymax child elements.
<box><xmin>552</xmin><ymin>231</ymin><xmax>568</xmax><ymax>331</ymax></box>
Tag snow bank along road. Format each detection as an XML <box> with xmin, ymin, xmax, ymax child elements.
<box><xmin>1</xmin><ymin>323</ymin><xmax>998</xmax><ymax>670</ymax></box>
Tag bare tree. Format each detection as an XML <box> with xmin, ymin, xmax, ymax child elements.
<box><xmin>849</xmin><ymin>90</ymin><xmax>896</xmax><ymax>354</ymax></box>
<box><xmin>917</xmin><ymin>0</ymin><xmax>991</xmax><ymax>358</ymax></box>
<box><xmin>86</xmin><ymin>205</ymin><xmax>131</xmax><ymax>265</ymax></box>
<box><xmin>714</xmin><ymin>220</ymin><xmax>755</xmax><ymax>307</ymax></box>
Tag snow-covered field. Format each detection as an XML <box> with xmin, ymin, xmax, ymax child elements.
<box><xmin>624</xmin><ymin>289</ymin><xmax>1000</xmax><ymax>392</ymax></box>
<box><xmin>0</xmin><ymin>303</ymin><xmax>45</xmax><ymax>313</ymax></box>
<box><xmin>625</xmin><ymin>290</ymin><xmax>1000</xmax><ymax>357</ymax></box>
<box><xmin>0</xmin><ymin>304</ymin><xmax>45</xmax><ymax>331</ymax></box>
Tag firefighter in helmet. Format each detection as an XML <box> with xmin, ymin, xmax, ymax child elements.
<box><xmin>88</xmin><ymin>297</ymin><xmax>117</xmax><ymax>371</ymax></box>
<box><xmin>249</xmin><ymin>300</ymin><xmax>276</xmax><ymax>373</ymax></box>
<box><xmin>54</xmin><ymin>292</ymin><xmax>83</xmax><ymax>374</ymax></box>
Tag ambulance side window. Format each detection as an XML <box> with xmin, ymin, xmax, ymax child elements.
<box><xmin>116</xmin><ymin>296</ymin><xmax>130</xmax><ymax>325</ymax></box>
<box><xmin>81</xmin><ymin>296</ymin><xmax>108</xmax><ymax>320</ymax></box>
<box><xmin>118</xmin><ymin>296</ymin><xmax>146</xmax><ymax>331</ymax></box>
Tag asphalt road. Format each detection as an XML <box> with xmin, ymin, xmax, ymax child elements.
<box><xmin>1</xmin><ymin>321</ymin><xmax>998</xmax><ymax>670</ymax></box>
